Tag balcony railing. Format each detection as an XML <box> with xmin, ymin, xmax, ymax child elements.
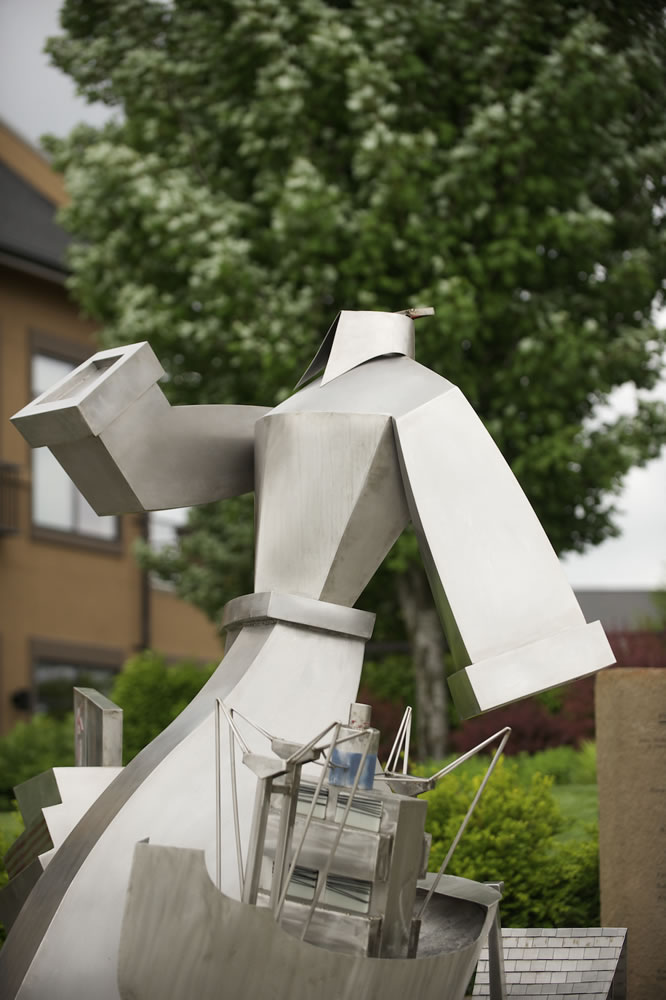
<box><xmin>0</xmin><ymin>461</ymin><xmax>20</xmax><ymax>536</ymax></box>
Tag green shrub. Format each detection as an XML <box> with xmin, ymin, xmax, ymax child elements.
<box><xmin>0</xmin><ymin>715</ymin><xmax>74</xmax><ymax>809</ymax></box>
<box><xmin>423</xmin><ymin>759</ymin><xmax>599</xmax><ymax>926</ymax></box>
<box><xmin>0</xmin><ymin>824</ymin><xmax>8</xmax><ymax>946</ymax></box>
<box><xmin>0</xmin><ymin>653</ymin><xmax>216</xmax><ymax>805</ymax></box>
<box><xmin>110</xmin><ymin>651</ymin><xmax>215</xmax><ymax>763</ymax></box>
<box><xmin>569</xmin><ymin>740</ymin><xmax>597</xmax><ymax>785</ymax></box>
<box><xmin>513</xmin><ymin>742</ymin><xmax>597</xmax><ymax>786</ymax></box>
<box><xmin>0</xmin><ymin>804</ymin><xmax>24</xmax><ymax>948</ymax></box>
<box><xmin>420</xmin><ymin>741</ymin><xmax>598</xmax><ymax>790</ymax></box>
<box><xmin>542</xmin><ymin>836</ymin><xmax>600</xmax><ymax>927</ymax></box>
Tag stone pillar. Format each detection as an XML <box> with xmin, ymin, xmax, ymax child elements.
<box><xmin>596</xmin><ymin>668</ymin><xmax>666</xmax><ymax>1000</ymax></box>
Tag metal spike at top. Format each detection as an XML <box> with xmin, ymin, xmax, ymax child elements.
<box><xmin>397</xmin><ymin>306</ymin><xmax>435</xmax><ymax>319</ymax></box>
<box><xmin>295</xmin><ymin>307</ymin><xmax>434</xmax><ymax>389</ymax></box>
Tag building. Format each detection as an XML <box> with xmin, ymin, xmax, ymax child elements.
<box><xmin>575</xmin><ymin>588</ymin><xmax>666</xmax><ymax>670</ymax></box>
<box><xmin>0</xmin><ymin>122</ymin><xmax>223</xmax><ymax>735</ymax></box>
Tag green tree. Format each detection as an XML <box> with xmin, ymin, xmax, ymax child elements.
<box><xmin>45</xmin><ymin>0</ymin><xmax>666</xmax><ymax>757</ymax></box>
<box><xmin>423</xmin><ymin>761</ymin><xmax>601</xmax><ymax>926</ymax></box>
<box><xmin>109</xmin><ymin>651</ymin><xmax>215</xmax><ymax>762</ymax></box>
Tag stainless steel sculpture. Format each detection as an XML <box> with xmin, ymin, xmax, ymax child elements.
<box><xmin>117</xmin><ymin>845</ymin><xmax>502</xmax><ymax>1000</ymax></box>
<box><xmin>116</xmin><ymin>701</ymin><xmax>510</xmax><ymax>999</ymax></box>
<box><xmin>2</xmin><ymin>308</ymin><xmax>615</xmax><ymax>1000</ymax></box>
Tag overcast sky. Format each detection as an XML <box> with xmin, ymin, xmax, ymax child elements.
<box><xmin>1</xmin><ymin>0</ymin><xmax>664</xmax><ymax>591</ymax></box>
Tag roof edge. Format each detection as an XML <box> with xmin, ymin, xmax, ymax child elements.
<box><xmin>0</xmin><ymin>121</ymin><xmax>67</xmax><ymax>207</ymax></box>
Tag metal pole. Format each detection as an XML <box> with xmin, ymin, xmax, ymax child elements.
<box><xmin>402</xmin><ymin>706</ymin><xmax>412</xmax><ymax>775</ymax></box>
<box><xmin>228</xmin><ymin>721</ymin><xmax>245</xmax><ymax>897</ymax></box>
<box><xmin>215</xmin><ymin>699</ymin><xmax>222</xmax><ymax>891</ymax></box>
<box><xmin>276</xmin><ymin>723</ymin><xmax>341</xmax><ymax>922</ymax></box>
<box><xmin>300</xmin><ymin>729</ymin><xmax>372</xmax><ymax>941</ymax></box>
<box><xmin>417</xmin><ymin>727</ymin><xmax>511</xmax><ymax>919</ymax></box>
<box><xmin>429</xmin><ymin>726</ymin><xmax>512</xmax><ymax>783</ymax></box>
<box><xmin>386</xmin><ymin>707</ymin><xmax>409</xmax><ymax>773</ymax></box>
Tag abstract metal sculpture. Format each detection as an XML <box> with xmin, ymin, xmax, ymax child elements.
<box><xmin>1</xmin><ymin>308</ymin><xmax>614</xmax><ymax>999</ymax></box>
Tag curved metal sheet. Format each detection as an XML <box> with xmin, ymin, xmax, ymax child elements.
<box><xmin>221</xmin><ymin>591</ymin><xmax>375</xmax><ymax>640</ymax></box>
<box><xmin>117</xmin><ymin>843</ymin><xmax>497</xmax><ymax>1000</ymax></box>
<box><xmin>2</xmin><ymin>310</ymin><xmax>616</xmax><ymax>1000</ymax></box>
<box><xmin>0</xmin><ymin>622</ymin><xmax>369</xmax><ymax>1000</ymax></box>
<box><xmin>295</xmin><ymin>311</ymin><xmax>414</xmax><ymax>388</ymax></box>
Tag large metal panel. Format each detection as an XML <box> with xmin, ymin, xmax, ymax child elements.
<box><xmin>1</xmin><ymin>611</ymin><xmax>372</xmax><ymax>1000</ymax></box>
<box><xmin>116</xmin><ymin>843</ymin><xmax>498</xmax><ymax>1000</ymax></box>
<box><xmin>254</xmin><ymin>412</ymin><xmax>409</xmax><ymax>603</ymax></box>
<box><xmin>3</xmin><ymin>308</ymin><xmax>617</xmax><ymax>999</ymax></box>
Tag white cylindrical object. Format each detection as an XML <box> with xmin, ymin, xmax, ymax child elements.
<box><xmin>348</xmin><ymin>703</ymin><xmax>372</xmax><ymax>730</ymax></box>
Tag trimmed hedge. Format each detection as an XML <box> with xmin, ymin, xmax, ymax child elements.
<box><xmin>422</xmin><ymin>759</ymin><xmax>599</xmax><ymax>927</ymax></box>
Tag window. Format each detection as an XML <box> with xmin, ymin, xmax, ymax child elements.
<box><xmin>34</xmin><ymin>660</ymin><xmax>118</xmax><ymax>718</ymax></box>
<box><xmin>31</xmin><ymin>639</ymin><xmax>122</xmax><ymax>718</ymax></box>
<box><xmin>31</xmin><ymin>352</ymin><xmax>119</xmax><ymax>541</ymax></box>
<box><xmin>149</xmin><ymin>507</ymin><xmax>189</xmax><ymax>550</ymax></box>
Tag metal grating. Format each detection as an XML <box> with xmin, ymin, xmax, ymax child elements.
<box><xmin>473</xmin><ymin>927</ymin><xmax>627</xmax><ymax>999</ymax></box>
<box><xmin>0</xmin><ymin>461</ymin><xmax>20</xmax><ymax>535</ymax></box>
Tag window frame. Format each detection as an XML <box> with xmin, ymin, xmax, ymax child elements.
<box><xmin>30</xmin><ymin>636</ymin><xmax>124</xmax><ymax>718</ymax></box>
<box><xmin>28</xmin><ymin>330</ymin><xmax>123</xmax><ymax>553</ymax></box>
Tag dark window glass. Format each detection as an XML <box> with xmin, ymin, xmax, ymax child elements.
<box><xmin>34</xmin><ymin>660</ymin><xmax>118</xmax><ymax>718</ymax></box>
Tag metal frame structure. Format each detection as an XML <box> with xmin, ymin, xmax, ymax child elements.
<box><xmin>2</xmin><ymin>308</ymin><xmax>616</xmax><ymax>1000</ymax></box>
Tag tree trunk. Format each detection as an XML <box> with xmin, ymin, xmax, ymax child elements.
<box><xmin>396</xmin><ymin>564</ymin><xmax>448</xmax><ymax>761</ymax></box>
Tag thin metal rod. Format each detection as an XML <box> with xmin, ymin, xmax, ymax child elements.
<box><xmin>228</xmin><ymin>720</ymin><xmax>244</xmax><ymax>897</ymax></box>
<box><xmin>417</xmin><ymin>727</ymin><xmax>511</xmax><ymax>920</ymax></box>
<box><xmin>286</xmin><ymin>721</ymin><xmax>338</xmax><ymax>766</ymax></box>
<box><xmin>217</xmin><ymin>699</ymin><xmax>251</xmax><ymax>754</ymax></box>
<box><xmin>429</xmin><ymin>727</ymin><xmax>512</xmax><ymax>784</ymax></box>
<box><xmin>386</xmin><ymin>707</ymin><xmax>410</xmax><ymax>772</ymax></box>
<box><xmin>299</xmin><ymin>729</ymin><xmax>372</xmax><ymax>941</ymax></box>
<box><xmin>214</xmin><ymin>698</ymin><xmax>222</xmax><ymax>891</ymax></box>
<box><xmin>402</xmin><ymin>707</ymin><xmax>412</xmax><ymax>775</ymax></box>
<box><xmin>229</xmin><ymin>707</ymin><xmax>273</xmax><ymax>742</ymax></box>
<box><xmin>276</xmin><ymin>722</ymin><xmax>341</xmax><ymax>922</ymax></box>
<box><xmin>290</xmin><ymin>727</ymin><xmax>366</xmax><ymax>761</ymax></box>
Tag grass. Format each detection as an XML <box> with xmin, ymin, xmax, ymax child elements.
<box><xmin>551</xmin><ymin>784</ymin><xmax>598</xmax><ymax>843</ymax></box>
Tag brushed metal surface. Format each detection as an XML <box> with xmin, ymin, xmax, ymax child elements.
<box><xmin>448</xmin><ymin>619</ymin><xmax>614</xmax><ymax>717</ymax></box>
<box><xmin>12</xmin><ymin>767</ymin><xmax>122</xmax><ymax>858</ymax></box>
<box><xmin>0</xmin><ymin>621</ymin><xmax>368</xmax><ymax>1000</ymax></box>
<box><xmin>254</xmin><ymin>412</ymin><xmax>409</xmax><ymax>603</ymax></box>
<box><xmin>116</xmin><ymin>843</ymin><xmax>497</xmax><ymax>1000</ymax></box>
<box><xmin>12</xmin><ymin>342</ymin><xmax>268</xmax><ymax>513</ymax></box>
<box><xmin>257</xmin><ymin>892</ymin><xmax>384</xmax><ymax>956</ymax></box>
<box><xmin>221</xmin><ymin>591</ymin><xmax>375</xmax><ymax>640</ymax></box>
<box><xmin>0</xmin><ymin>861</ymin><xmax>45</xmax><ymax>933</ymax></box>
<box><xmin>74</xmin><ymin>688</ymin><xmax>122</xmax><ymax>767</ymax></box>
<box><xmin>393</xmin><ymin>388</ymin><xmax>588</xmax><ymax>669</ymax></box>
<box><xmin>263</xmin><ymin>813</ymin><xmax>387</xmax><ymax>883</ymax></box>
<box><xmin>296</xmin><ymin>310</ymin><xmax>414</xmax><ymax>388</ymax></box>
<box><xmin>10</xmin><ymin>342</ymin><xmax>164</xmax><ymax>447</ymax></box>
<box><xmin>4</xmin><ymin>309</ymin><xmax>616</xmax><ymax>999</ymax></box>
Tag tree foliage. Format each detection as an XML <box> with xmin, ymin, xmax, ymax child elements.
<box><xmin>109</xmin><ymin>651</ymin><xmax>215</xmax><ymax>762</ymax></box>
<box><xmin>46</xmin><ymin>0</ymin><xmax>666</xmax><ymax>552</ymax></box>
<box><xmin>0</xmin><ymin>715</ymin><xmax>74</xmax><ymax>809</ymax></box>
<box><xmin>44</xmin><ymin>0</ymin><xmax>666</xmax><ymax>753</ymax></box>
